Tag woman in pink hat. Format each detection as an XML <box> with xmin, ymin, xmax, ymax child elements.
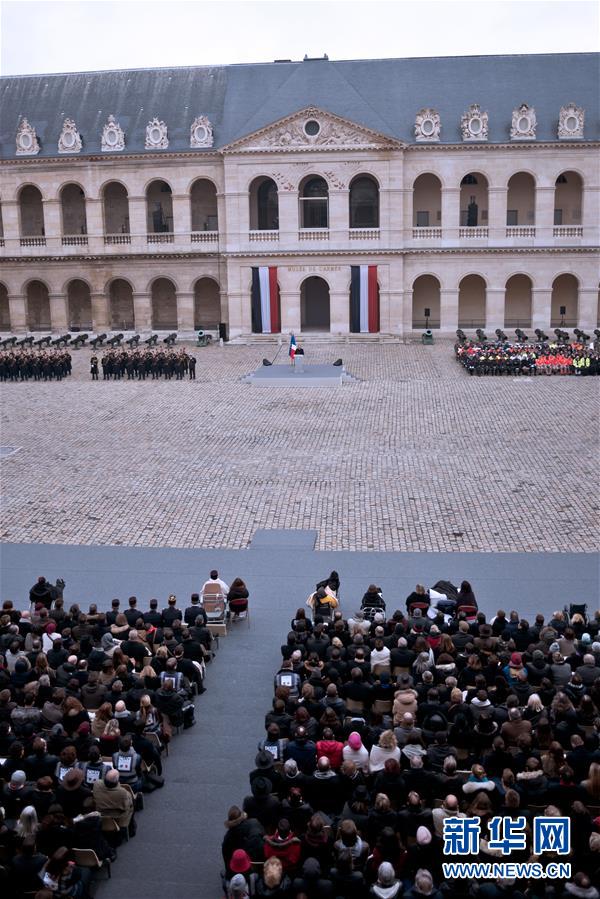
<box><xmin>342</xmin><ymin>730</ymin><xmax>369</xmax><ymax>773</ymax></box>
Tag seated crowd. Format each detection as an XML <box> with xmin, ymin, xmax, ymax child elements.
<box><xmin>222</xmin><ymin>574</ymin><xmax>600</xmax><ymax>899</ymax></box>
<box><xmin>455</xmin><ymin>341</ymin><xmax>600</xmax><ymax>376</ymax></box>
<box><xmin>0</xmin><ymin>570</ymin><xmax>240</xmax><ymax>898</ymax></box>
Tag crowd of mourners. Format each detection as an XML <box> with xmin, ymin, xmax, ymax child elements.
<box><xmin>91</xmin><ymin>348</ymin><xmax>197</xmax><ymax>381</ymax></box>
<box><xmin>221</xmin><ymin>573</ymin><xmax>600</xmax><ymax>899</ymax></box>
<box><xmin>0</xmin><ymin>350</ymin><xmax>73</xmax><ymax>382</ymax></box>
<box><xmin>0</xmin><ymin>571</ymin><xmax>237</xmax><ymax>898</ymax></box>
<box><xmin>455</xmin><ymin>341</ymin><xmax>600</xmax><ymax>376</ymax></box>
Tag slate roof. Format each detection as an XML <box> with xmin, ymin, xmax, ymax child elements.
<box><xmin>1</xmin><ymin>52</ymin><xmax>598</xmax><ymax>159</ymax></box>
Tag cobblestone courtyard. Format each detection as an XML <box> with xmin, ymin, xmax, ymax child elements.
<box><xmin>1</xmin><ymin>341</ymin><xmax>598</xmax><ymax>552</ymax></box>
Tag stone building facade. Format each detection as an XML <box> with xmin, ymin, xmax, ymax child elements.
<box><xmin>0</xmin><ymin>53</ymin><xmax>598</xmax><ymax>337</ymax></box>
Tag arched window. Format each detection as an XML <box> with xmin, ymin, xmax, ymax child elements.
<box><xmin>151</xmin><ymin>278</ymin><xmax>177</xmax><ymax>329</ymax></box>
<box><xmin>459</xmin><ymin>173</ymin><xmax>488</xmax><ymax>227</ymax></box>
<box><xmin>67</xmin><ymin>280</ymin><xmax>92</xmax><ymax>330</ymax></box>
<box><xmin>60</xmin><ymin>184</ymin><xmax>87</xmax><ymax>235</ymax></box>
<box><xmin>553</xmin><ymin>172</ymin><xmax>583</xmax><ymax>226</ymax></box>
<box><xmin>146</xmin><ymin>180</ymin><xmax>173</xmax><ymax>234</ymax></box>
<box><xmin>194</xmin><ymin>278</ymin><xmax>221</xmax><ymax>328</ymax></box>
<box><xmin>412</xmin><ymin>174</ymin><xmax>442</xmax><ymax>228</ymax></box>
<box><xmin>26</xmin><ymin>281</ymin><xmax>51</xmax><ymax>330</ymax></box>
<box><xmin>19</xmin><ymin>185</ymin><xmax>45</xmax><ymax>237</ymax></box>
<box><xmin>506</xmin><ymin>173</ymin><xmax>536</xmax><ymax>226</ymax></box>
<box><xmin>249</xmin><ymin>177</ymin><xmax>279</xmax><ymax>230</ymax></box>
<box><xmin>505</xmin><ymin>275</ymin><xmax>532</xmax><ymax>328</ymax></box>
<box><xmin>109</xmin><ymin>279</ymin><xmax>135</xmax><ymax>330</ymax></box>
<box><xmin>551</xmin><ymin>274</ymin><xmax>578</xmax><ymax>327</ymax></box>
<box><xmin>0</xmin><ymin>284</ymin><xmax>10</xmax><ymax>330</ymax></box>
<box><xmin>103</xmin><ymin>182</ymin><xmax>130</xmax><ymax>235</ymax></box>
<box><xmin>458</xmin><ymin>275</ymin><xmax>486</xmax><ymax>328</ymax></box>
<box><xmin>412</xmin><ymin>276</ymin><xmax>441</xmax><ymax>329</ymax></box>
<box><xmin>349</xmin><ymin>176</ymin><xmax>379</xmax><ymax>228</ymax></box>
<box><xmin>190</xmin><ymin>179</ymin><xmax>218</xmax><ymax>232</ymax></box>
<box><xmin>300</xmin><ymin>176</ymin><xmax>328</xmax><ymax>229</ymax></box>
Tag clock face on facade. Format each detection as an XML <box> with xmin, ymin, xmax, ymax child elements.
<box><xmin>304</xmin><ymin>119</ymin><xmax>320</xmax><ymax>137</ymax></box>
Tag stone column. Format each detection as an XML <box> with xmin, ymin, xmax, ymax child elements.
<box><xmin>133</xmin><ymin>292</ymin><xmax>152</xmax><ymax>331</ymax></box>
<box><xmin>531</xmin><ymin>288</ymin><xmax>552</xmax><ymax>331</ymax></box>
<box><xmin>378</xmin><ymin>287</ymin><xmax>391</xmax><ymax>334</ymax></box>
<box><xmin>328</xmin><ymin>188</ymin><xmax>349</xmax><ymax>250</ymax></box>
<box><xmin>578</xmin><ymin>287</ymin><xmax>599</xmax><ymax>330</ymax></box>
<box><xmin>441</xmin><ymin>187</ymin><xmax>460</xmax><ymax>244</ymax></box>
<box><xmin>402</xmin><ymin>289</ymin><xmax>413</xmax><ymax>333</ymax></box>
<box><xmin>485</xmin><ymin>287</ymin><xmax>505</xmax><ymax>331</ymax></box>
<box><xmin>278</xmin><ymin>190</ymin><xmax>299</xmax><ymax>248</ymax></box>
<box><xmin>42</xmin><ymin>199</ymin><xmax>61</xmax><ymax>250</ymax></box>
<box><xmin>85</xmin><ymin>198</ymin><xmax>104</xmax><ymax>249</ymax></box>
<box><xmin>582</xmin><ymin>185</ymin><xmax>600</xmax><ymax>246</ymax></box>
<box><xmin>2</xmin><ymin>200</ymin><xmax>20</xmax><ymax>252</ymax></box>
<box><xmin>385</xmin><ymin>189</ymin><xmax>404</xmax><ymax>247</ymax></box>
<box><xmin>49</xmin><ymin>292</ymin><xmax>68</xmax><ymax>331</ymax></box>
<box><xmin>90</xmin><ymin>292</ymin><xmax>109</xmax><ymax>331</ymax></box>
<box><xmin>440</xmin><ymin>287</ymin><xmax>459</xmax><ymax>332</ymax></box>
<box><xmin>8</xmin><ymin>293</ymin><xmax>27</xmax><ymax>332</ymax></box>
<box><xmin>329</xmin><ymin>290</ymin><xmax>349</xmax><ymax>335</ymax></box>
<box><xmin>534</xmin><ymin>186</ymin><xmax>555</xmax><ymax>245</ymax></box>
<box><xmin>402</xmin><ymin>188</ymin><xmax>413</xmax><ymax>242</ymax></box>
<box><xmin>388</xmin><ymin>289</ymin><xmax>405</xmax><ymax>335</ymax></box>
<box><xmin>172</xmin><ymin>194</ymin><xmax>191</xmax><ymax>240</ymax></box>
<box><xmin>487</xmin><ymin>187</ymin><xmax>507</xmax><ymax>244</ymax></box>
<box><xmin>216</xmin><ymin>192</ymin><xmax>227</xmax><ymax>243</ymax></box>
<box><xmin>280</xmin><ymin>289</ymin><xmax>300</xmax><ymax>334</ymax></box>
<box><xmin>128</xmin><ymin>195</ymin><xmax>147</xmax><ymax>252</ymax></box>
<box><xmin>177</xmin><ymin>291</ymin><xmax>195</xmax><ymax>332</ymax></box>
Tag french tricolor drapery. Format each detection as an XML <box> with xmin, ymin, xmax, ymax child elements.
<box><xmin>350</xmin><ymin>265</ymin><xmax>379</xmax><ymax>333</ymax></box>
<box><xmin>251</xmin><ymin>266</ymin><xmax>280</xmax><ymax>333</ymax></box>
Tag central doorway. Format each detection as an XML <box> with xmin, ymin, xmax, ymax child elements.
<box><xmin>300</xmin><ymin>276</ymin><xmax>330</xmax><ymax>332</ymax></box>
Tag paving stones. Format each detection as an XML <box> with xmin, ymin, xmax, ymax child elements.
<box><xmin>1</xmin><ymin>341</ymin><xmax>597</xmax><ymax>552</ymax></box>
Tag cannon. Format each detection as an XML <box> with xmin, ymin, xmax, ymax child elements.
<box><xmin>475</xmin><ymin>328</ymin><xmax>488</xmax><ymax>343</ymax></box>
<box><xmin>90</xmin><ymin>333</ymin><xmax>107</xmax><ymax>349</ymax></box>
<box><xmin>107</xmin><ymin>333</ymin><xmax>124</xmax><ymax>348</ymax></box>
<box><xmin>17</xmin><ymin>335</ymin><xmax>35</xmax><ymax>347</ymax></box>
<box><xmin>515</xmin><ymin>329</ymin><xmax>529</xmax><ymax>343</ymax></box>
<box><xmin>534</xmin><ymin>329</ymin><xmax>549</xmax><ymax>343</ymax></box>
<box><xmin>495</xmin><ymin>329</ymin><xmax>507</xmax><ymax>342</ymax></box>
<box><xmin>144</xmin><ymin>334</ymin><xmax>158</xmax><ymax>347</ymax></box>
<box><xmin>1</xmin><ymin>336</ymin><xmax>18</xmax><ymax>348</ymax></box>
<box><xmin>70</xmin><ymin>333</ymin><xmax>88</xmax><ymax>348</ymax></box>
<box><xmin>163</xmin><ymin>332</ymin><xmax>177</xmax><ymax>347</ymax></box>
<box><xmin>574</xmin><ymin>328</ymin><xmax>590</xmax><ymax>344</ymax></box>
<box><xmin>125</xmin><ymin>334</ymin><xmax>141</xmax><ymax>348</ymax></box>
<box><xmin>52</xmin><ymin>334</ymin><xmax>71</xmax><ymax>348</ymax></box>
<box><xmin>455</xmin><ymin>329</ymin><xmax>467</xmax><ymax>343</ymax></box>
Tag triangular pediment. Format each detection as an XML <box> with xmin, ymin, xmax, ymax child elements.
<box><xmin>222</xmin><ymin>106</ymin><xmax>403</xmax><ymax>153</ymax></box>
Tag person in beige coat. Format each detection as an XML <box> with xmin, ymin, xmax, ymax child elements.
<box><xmin>92</xmin><ymin>769</ymin><xmax>134</xmax><ymax>828</ymax></box>
<box><xmin>393</xmin><ymin>677</ymin><xmax>418</xmax><ymax>726</ymax></box>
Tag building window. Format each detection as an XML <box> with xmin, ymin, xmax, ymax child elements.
<box><xmin>416</xmin><ymin>211</ymin><xmax>430</xmax><ymax>228</ymax></box>
<box><xmin>300</xmin><ymin>176</ymin><xmax>328</xmax><ymax>228</ymax></box>
<box><xmin>349</xmin><ymin>176</ymin><xmax>379</xmax><ymax>228</ymax></box>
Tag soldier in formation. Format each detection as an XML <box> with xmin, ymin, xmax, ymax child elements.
<box><xmin>0</xmin><ymin>348</ymin><xmax>72</xmax><ymax>382</ymax></box>
<box><xmin>98</xmin><ymin>347</ymin><xmax>197</xmax><ymax>381</ymax></box>
<box><xmin>456</xmin><ymin>340</ymin><xmax>599</xmax><ymax>376</ymax></box>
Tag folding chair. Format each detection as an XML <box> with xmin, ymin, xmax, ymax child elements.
<box><xmin>345</xmin><ymin>698</ymin><xmax>366</xmax><ymax>717</ymax></box>
<box><xmin>145</xmin><ymin>729</ymin><xmax>167</xmax><ymax>756</ymax></box>
<box><xmin>101</xmin><ymin>815</ymin><xmax>128</xmax><ymax>842</ymax></box>
<box><xmin>229</xmin><ymin>601</ymin><xmax>250</xmax><ymax>629</ymax></box>
<box><xmin>201</xmin><ymin>586</ymin><xmax>227</xmax><ymax>639</ymax></box>
<box><xmin>372</xmin><ymin>664</ymin><xmax>392</xmax><ymax>679</ymax></box>
<box><xmin>372</xmin><ymin>699</ymin><xmax>393</xmax><ymax>715</ymax></box>
<box><xmin>72</xmin><ymin>847</ymin><xmax>112</xmax><ymax>878</ymax></box>
<box><xmin>456</xmin><ymin>604</ymin><xmax>478</xmax><ymax>623</ymax></box>
<box><xmin>392</xmin><ymin>666</ymin><xmax>410</xmax><ymax>678</ymax></box>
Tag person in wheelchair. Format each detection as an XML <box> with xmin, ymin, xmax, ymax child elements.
<box><xmin>360</xmin><ymin>584</ymin><xmax>386</xmax><ymax>614</ymax></box>
<box><xmin>307</xmin><ymin>587</ymin><xmax>338</xmax><ymax>621</ymax></box>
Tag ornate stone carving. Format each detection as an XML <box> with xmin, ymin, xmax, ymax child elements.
<box><xmin>510</xmin><ymin>104</ymin><xmax>536</xmax><ymax>140</ymax></box>
<box><xmin>558</xmin><ymin>103</ymin><xmax>584</xmax><ymax>139</ymax></box>
<box><xmin>101</xmin><ymin>115</ymin><xmax>125</xmax><ymax>152</ymax></box>
<box><xmin>190</xmin><ymin>115</ymin><xmax>213</xmax><ymax>148</ymax></box>
<box><xmin>145</xmin><ymin>117</ymin><xmax>168</xmax><ymax>149</ymax></box>
<box><xmin>227</xmin><ymin>107</ymin><xmax>398</xmax><ymax>152</ymax></box>
<box><xmin>323</xmin><ymin>170</ymin><xmax>346</xmax><ymax>189</ymax></box>
<box><xmin>16</xmin><ymin>118</ymin><xmax>40</xmax><ymax>155</ymax></box>
<box><xmin>461</xmin><ymin>104</ymin><xmax>488</xmax><ymax>141</ymax></box>
<box><xmin>58</xmin><ymin>118</ymin><xmax>82</xmax><ymax>154</ymax></box>
<box><xmin>271</xmin><ymin>172</ymin><xmax>295</xmax><ymax>191</ymax></box>
<box><xmin>415</xmin><ymin>108</ymin><xmax>441</xmax><ymax>142</ymax></box>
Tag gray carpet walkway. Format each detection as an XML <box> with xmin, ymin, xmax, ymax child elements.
<box><xmin>1</xmin><ymin>538</ymin><xmax>598</xmax><ymax>897</ymax></box>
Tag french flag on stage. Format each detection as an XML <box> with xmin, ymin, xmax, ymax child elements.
<box><xmin>251</xmin><ymin>266</ymin><xmax>280</xmax><ymax>334</ymax></box>
<box><xmin>289</xmin><ymin>333</ymin><xmax>297</xmax><ymax>359</ymax></box>
<box><xmin>350</xmin><ymin>265</ymin><xmax>379</xmax><ymax>333</ymax></box>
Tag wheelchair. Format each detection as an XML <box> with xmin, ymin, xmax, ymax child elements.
<box><xmin>564</xmin><ymin>602</ymin><xmax>588</xmax><ymax>625</ymax></box>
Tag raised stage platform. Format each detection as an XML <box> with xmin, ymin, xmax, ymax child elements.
<box><xmin>242</xmin><ymin>362</ymin><xmax>357</xmax><ymax>387</ymax></box>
